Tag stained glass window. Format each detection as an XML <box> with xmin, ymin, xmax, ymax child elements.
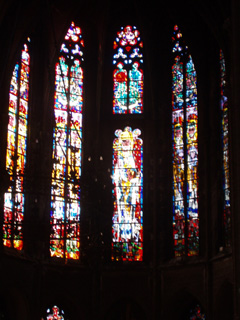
<box><xmin>220</xmin><ymin>50</ymin><xmax>231</xmax><ymax>247</ymax></box>
<box><xmin>188</xmin><ymin>304</ymin><xmax>206</xmax><ymax>319</ymax></box>
<box><xmin>3</xmin><ymin>39</ymin><xmax>30</xmax><ymax>250</ymax></box>
<box><xmin>50</xmin><ymin>22</ymin><xmax>84</xmax><ymax>260</ymax></box>
<box><xmin>41</xmin><ymin>306</ymin><xmax>65</xmax><ymax>320</ymax></box>
<box><xmin>172</xmin><ymin>25</ymin><xmax>199</xmax><ymax>257</ymax></box>
<box><xmin>113</xmin><ymin>25</ymin><xmax>143</xmax><ymax>114</ymax></box>
<box><xmin>112</xmin><ymin>126</ymin><xmax>143</xmax><ymax>261</ymax></box>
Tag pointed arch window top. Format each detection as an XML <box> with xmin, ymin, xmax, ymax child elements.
<box><xmin>172</xmin><ymin>25</ymin><xmax>187</xmax><ymax>55</ymax></box>
<box><xmin>114</xmin><ymin>25</ymin><xmax>143</xmax><ymax>51</ymax></box>
<box><xmin>60</xmin><ymin>22</ymin><xmax>84</xmax><ymax>60</ymax></box>
<box><xmin>173</xmin><ymin>25</ymin><xmax>183</xmax><ymax>50</ymax></box>
<box><xmin>42</xmin><ymin>306</ymin><xmax>65</xmax><ymax>320</ymax></box>
<box><xmin>188</xmin><ymin>304</ymin><xmax>206</xmax><ymax>319</ymax></box>
<box><xmin>113</xmin><ymin>25</ymin><xmax>144</xmax><ymax>114</ymax></box>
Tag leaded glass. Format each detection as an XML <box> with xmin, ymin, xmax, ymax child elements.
<box><xmin>172</xmin><ymin>25</ymin><xmax>199</xmax><ymax>257</ymax></box>
<box><xmin>189</xmin><ymin>304</ymin><xmax>206</xmax><ymax>319</ymax></box>
<box><xmin>42</xmin><ymin>306</ymin><xmax>65</xmax><ymax>320</ymax></box>
<box><xmin>113</xmin><ymin>25</ymin><xmax>143</xmax><ymax>114</ymax></box>
<box><xmin>220</xmin><ymin>49</ymin><xmax>231</xmax><ymax>246</ymax></box>
<box><xmin>3</xmin><ymin>39</ymin><xmax>30</xmax><ymax>250</ymax></box>
<box><xmin>50</xmin><ymin>22</ymin><xmax>83</xmax><ymax>260</ymax></box>
<box><xmin>112</xmin><ymin>126</ymin><xmax>143</xmax><ymax>261</ymax></box>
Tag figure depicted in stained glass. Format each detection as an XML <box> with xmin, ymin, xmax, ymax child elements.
<box><xmin>187</xmin><ymin>113</ymin><xmax>198</xmax><ymax>201</ymax></box>
<box><xmin>172</xmin><ymin>115</ymin><xmax>185</xmax><ymax>254</ymax></box>
<box><xmin>220</xmin><ymin>50</ymin><xmax>231</xmax><ymax>246</ymax></box>
<box><xmin>112</xmin><ymin>127</ymin><xmax>143</xmax><ymax>261</ymax></box>
<box><xmin>172</xmin><ymin>58</ymin><xmax>184</xmax><ymax>110</ymax></box>
<box><xmin>172</xmin><ymin>25</ymin><xmax>199</xmax><ymax>257</ymax></box>
<box><xmin>129</xmin><ymin>62</ymin><xmax>143</xmax><ymax>112</ymax></box>
<box><xmin>186</xmin><ymin>58</ymin><xmax>198</xmax><ymax>108</ymax></box>
<box><xmin>50</xmin><ymin>22</ymin><xmax>83</xmax><ymax>260</ymax></box>
<box><xmin>113</xmin><ymin>25</ymin><xmax>143</xmax><ymax>114</ymax></box>
<box><xmin>113</xmin><ymin>62</ymin><xmax>128</xmax><ymax>111</ymax></box>
<box><xmin>173</xmin><ymin>117</ymin><xmax>184</xmax><ymax>200</ymax></box>
<box><xmin>3</xmin><ymin>39</ymin><xmax>30</xmax><ymax>250</ymax></box>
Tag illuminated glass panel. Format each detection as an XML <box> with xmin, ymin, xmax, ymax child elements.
<box><xmin>189</xmin><ymin>304</ymin><xmax>206</xmax><ymax>319</ymax></box>
<box><xmin>112</xmin><ymin>126</ymin><xmax>143</xmax><ymax>261</ymax></box>
<box><xmin>3</xmin><ymin>39</ymin><xmax>30</xmax><ymax>250</ymax></box>
<box><xmin>42</xmin><ymin>306</ymin><xmax>65</xmax><ymax>320</ymax></box>
<box><xmin>172</xmin><ymin>25</ymin><xmax>199</xmax><ymax>257</ymax></box>
<box><xmin>50</xmin><ymin>22</ymin><xmax>83</xmax><ymax>260</ymax></box>
<box><xmin>220</xmin><ymin>49</ymin><xmax>231</xmax><ymax>246</ymax></box>
<box><xmin>113</xmin><ymin>25</ymin><xmax>143</xmax><ymax>114</ymax></box>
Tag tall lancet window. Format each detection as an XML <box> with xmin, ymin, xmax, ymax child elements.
<box><xmin>3</xmin><ymin>39</ymin><xmax>30</xmax><ymax>250</ymax></box>
<box><xmin>50</xmin><ymin>22</ymin><xmax>84</xmax><ymax>260</ymax></box>
<box><xmin>111</xmin><ymin>24</ymin><xmax>144</xmax><ymax>262</ymax></box>
<box><xmin>113</xmin><ymin>25</ymin><xmax>143</xmax><ymax>114</ymax></box>
<box><xmin>172</xmin><ymin>25</ymin><xmax>199</xmax><ymax>257</ymax></box>
<box><xmin>220</xmin><ymin>50</ymin><xmax>231</xmax><ymax>247</ymax></box>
